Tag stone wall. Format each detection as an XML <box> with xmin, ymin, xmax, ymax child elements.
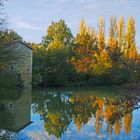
<box><xmin>10</xmin><ymin>41</ymin><xmax>33</xmax><ymax>88</ymax></box>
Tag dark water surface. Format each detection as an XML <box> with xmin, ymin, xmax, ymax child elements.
<box><xmin>0</xmin><ymin>86</ymin><xmax>140</xmax><ymax>140</ymax></box>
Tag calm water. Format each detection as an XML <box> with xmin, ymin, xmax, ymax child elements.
<box><xmin>0</xmin><ymin>86</ymin><xmax>140</xmax><ymax>140</ymax></box>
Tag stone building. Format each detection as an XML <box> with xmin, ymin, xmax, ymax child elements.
<box><xmin>9</xmin><ymin>40</ymin><xmax>33</xmax><ymax>88</ymax></box>
<box><xmin>0</xmin><ymin>40</ymin><xmax>33</xmax><ymax>138</ymax></box>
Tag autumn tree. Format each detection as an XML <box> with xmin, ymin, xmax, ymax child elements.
<box><xmin>71</xmin><ymin>18</ymin><xmax>97</xmax><ymax>73</ymax></box>
<box><xmin>117</xmin><ymin>17</ymin><xmax>125</xmax><ymax>51</ymax></box>
<box><xmin>124</xmin><ymin>17</ymin><xmax>137</xmax><ymax>59</ymax></box>
<box><xmin>97</xmin><ymin>17</ymin><xmax>105</xmax><ymax>50</ymax></box>
<box><xmin>123</xmin><ymin>17</ymin><xmax>140</xmax><ymax>83</ymax></box>
<box><xmin>107</xmin><ymin>16</ymin><xmax>118</xmax><ymax>48</ymax></box>
<box><xmin>93</xmin><ymin>17</ymin><xmax>111</xmax><ymax>75</ymax></box>
<box><xmin>107</xmin><ymin>16</ymin><xmax>118</xmax><ymax>64</ymax></box>
<box><xmin>107</xmin><ymin>16</ymin><xmax>125</xmax><ymax>65</ymax></box>
<box><xmin>32</xmin><ymin>17</ymin><xmax>140</xmax><ymax>86</ymax></box>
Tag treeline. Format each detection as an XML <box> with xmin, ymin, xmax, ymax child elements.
<box><xmin>32</xmin><ymin>17</ymin><xmax>140</xmax><ymax>87</ymax></box>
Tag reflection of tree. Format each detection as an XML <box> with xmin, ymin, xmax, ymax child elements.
<box><xmin>70</xmin><ymin>95</ymin><xmax>96</xmax><ymax>132</ymax></box>
<box><xmin>32</xmin><ymin>91</ymin><xmax>72</xmax><ymax>138</ymax></box>
<box><xmin>106</xmin><ymin>123</ymin><xmax>113</xmax><ymax>136</ymax></box>
<box><xmin>32</xmin><ymin>90</ymin><xmax>140</xmax><ymax>138</ymax></box>
<box><xmin>95</xmin><ymin>98</ymin><xmax>104</xmax><ymax>134</ymax></box>
<box><xmin>105</xmin><ymin>98</ymin><xmax>115</xmax><ymax>122</ymax></box>
<box><xmin>44</xmin><ymin>111</ymin><xmax>71</xmax><ymax>138</ymax></box>
<box><xmin>114</xmin><ymin>120</ymin><xmax>122</xmax><ymax>135</ymax></box>
<box><xmin>124</xmin><ymin>113</ymin><xmax>132</xmax><ymax>134</ymax></box>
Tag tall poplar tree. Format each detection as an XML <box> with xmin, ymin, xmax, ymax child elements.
<box><xmin>94</xmin><ymin>17</ymin><xmax>110</xmax><ymax>75</ymax></box>
<box><xmin>124</xmin><ymin>17</ymin><xmax>137</xmax><ymax>59</ymax></box>
<box><xmin>117</xmin><ymin>16</ymin><xmax>125</xmax><ymax>51</ymax></box>
<box><xmin>107</xmin><ymin>16</ymin><xmax>117</xmax><ymax>50</ymax></box>
<box><xmin>97</xmin><ymin>17</ymin><xmax>105</xmax><ymax>52</ymax></box>
<box><xmin>72</xmin><ymin>18</ymin><xmax>97</xmax><ymax>73</ymax></box>
<box><xmin>107</xmin><ymin>17</ymin><xmax>123</xmax><ymax>65</ymax></box>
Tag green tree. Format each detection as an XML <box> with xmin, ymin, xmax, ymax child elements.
<box><xmin>42</xmin><ymin>19</ymin><xmax>74</xmax><ymax>49</ymax></box>
<box><xmin>33</xmin><ymin>19</ymin><xmax>75</xmax><ymax>86</ymax></box>
<box><xmin>0</xmin><ymin>29</ymin><xmax>22</xmax><ymax>71</ymax></box>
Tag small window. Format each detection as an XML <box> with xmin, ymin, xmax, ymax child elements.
<box><xmin>10</xmin><ymin>104</ymin><xmax>13</xmax><ymax>108</ymax></box>
<box><xmin>11</xmin><ymin>65</ymin><xmax>14</xmax><ymax>70</ymax></box>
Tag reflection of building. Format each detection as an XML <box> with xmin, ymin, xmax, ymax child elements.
<box><xmin>0</xmin><ymin>89</ymin><xmax>31</xmax><ymax>134</ymax></box>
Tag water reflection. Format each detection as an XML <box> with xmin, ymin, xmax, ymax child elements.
<box><xmin>0</xmin><ymin>88</ymin><xmax>31</xmax><ymax>140</ymax></box>
<box><xmin>0</xmin><ymin>87</ymin><xmax>140</xmax><ymax>139</ymax></box>
<box><xmin>32</xmin><ymin>88</ymin><xmax>140</xmax><ymax>139</ymax></box>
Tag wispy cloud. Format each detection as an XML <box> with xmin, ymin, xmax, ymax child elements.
<box><xmin>9</xmin><ymin>17</ymin><xmax>41</xmax><ymax>30</ymax></box>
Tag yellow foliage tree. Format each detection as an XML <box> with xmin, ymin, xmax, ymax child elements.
<box><xmin>72</xmin><ymin>18</ymin><xmax>97</xmax><ymax>73</ymax></box>
<box><xmin>107</xmin><ymin>16</ymin><xmax>118</xmax><ymax>50</ymax></box>
<box><xmin>93</xmin><ymin>17</ymin><xmax>111</xmax><ymax>75</ymax></box>
<box><xmin>124</xmin><ymin>17</ymin><xmax>138</xmax><ymax>59</ymax></box>
<box><xmin>98</xmin><ymin>17</ymin><xmax>105</xmax><ymax>51</ymax></box>
<box><xmin>117</xmin><ymin>16</ymin><xmax>125</xmax><ymax>51</ymax></box>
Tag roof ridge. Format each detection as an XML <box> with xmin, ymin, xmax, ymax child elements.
<box><xmin>10</xmin><ymin>40</ymin><xmax>33</xmax><ymax>50</ymax></box>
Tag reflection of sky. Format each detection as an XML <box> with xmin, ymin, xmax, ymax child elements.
<box><xmin>15</xmin><ymin>108</ymin><xmax>140</xmax><ymax>140</ymax></box>
<box><xmin>3</xmin><ymin>0</ymin><xmax>140</xmax><ymax>51</ymax></box>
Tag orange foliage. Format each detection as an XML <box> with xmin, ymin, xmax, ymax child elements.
<box><xmin>124</xmin><ymin>113</ymin><xmax>132</xmax><ymax>134</ymax></box>
<box><xmin>114</xmin><ymin>120</ymin><xmax>122</xmax><ymax>135</ymax></box>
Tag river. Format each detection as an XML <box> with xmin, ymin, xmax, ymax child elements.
<box><xmin>0</xmin><ymin>86</ymin><xmax>140</xmax><ymax>140</ymax></box>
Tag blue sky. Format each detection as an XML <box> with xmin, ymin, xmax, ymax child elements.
<box><xmin>4</xmin><ymin>0</ymin><xmax>140</xmax><ymax>49</ymax></box>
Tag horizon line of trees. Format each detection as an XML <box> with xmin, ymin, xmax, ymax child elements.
<box><xmin>32</xmin><ymin>16</ymin><xmax>140</xmax><ymax>87</ymax></box>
